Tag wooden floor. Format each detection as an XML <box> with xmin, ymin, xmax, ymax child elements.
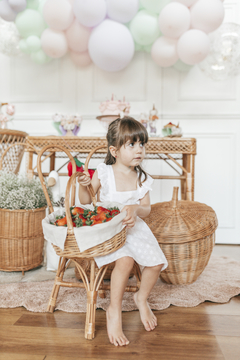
<box><xmin>0</xmin><ymin>245</ymin><xmax>240</xmax><ymax>360</ymax></box>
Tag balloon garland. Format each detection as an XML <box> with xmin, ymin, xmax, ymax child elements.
<box><xmin>0</xmin><ymin>0</ymin><xmax>225</xmax><ymax>71</ymax></box>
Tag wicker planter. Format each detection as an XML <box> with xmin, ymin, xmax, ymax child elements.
<box><xmin>144</xmin><ymin>187</ymin><xmax>218</xmax><ymax>285</ymax></box>
<box><xmin>0</xmin><ymin>207</ymin><xmax>46</xmax><ymax>274</ymax></box>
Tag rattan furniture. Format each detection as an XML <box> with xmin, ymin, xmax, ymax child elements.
<box><xmin>0</xmin><ymin>129</ymin><xmax>28</xmax><ymax>174</ymax></box>
<box><xmin>26</xmin><ymin>136</ymin><xmax>196</xmax><ymax>200</ymax></box>
<box><xmin>144</xmin><ymin>187</ymin><xmax>218</xmax><ymax>285</ymax></box>
<box><xmin>37</xmin><ymin>145</ymin><xmax>141</xmax><ymax>340</ymax></box>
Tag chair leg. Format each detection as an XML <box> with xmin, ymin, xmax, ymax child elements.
<box><xmin>47</xmin><ymin>257</ymin><xmax>68</xmax><ymax>313</ymax></box>
<box><xmin>85</xmin><ymin>290</ymin><xmax>97</xmax><ymax>339</ymax></box>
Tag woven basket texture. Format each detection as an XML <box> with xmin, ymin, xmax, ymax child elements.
<box><xmin>0</xmin><ymin>207</ymin><xmax>46</xmax><ymax>271</ymax></box>
<box><xmin>144</xmin><ymin>187</ymin><xmax>218</xmax><ymax>284</ymax></box>
<box><xmin>0</xmin><ymin>130</ymin><xmax>28</xmax><ymax>174</ymax></box>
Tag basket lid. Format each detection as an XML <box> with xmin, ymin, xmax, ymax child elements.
<box><xmin>145</xmin><ymin>187</ymin><xmax>218</xmax><ymax>244</ymax></box>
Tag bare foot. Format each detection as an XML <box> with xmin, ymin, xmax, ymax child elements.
<box><xmin>106</xmin><ymin>306</ymin><xmax>130</xmax><ymax>346</ymax></box>
<box><xmin>133</xmin><ymin>292</ymin><xmax>157</xmax><ymax>331</ymax></box>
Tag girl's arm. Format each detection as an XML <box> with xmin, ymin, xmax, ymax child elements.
<box><xmin>121</xmin><ymin>192</ymin><xmax>151</xmax><ymax>228</ymax></box>
<box><xmin>78</xmin><ymin>170</ymin><xmax>101</xmax><ymax>205</ymax></box>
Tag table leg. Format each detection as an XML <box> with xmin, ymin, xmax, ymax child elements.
<box><xmin>181</xmin><ymin>155</ymin><xmax>187</xmax><ymax>200</ymax></box>
<box><xmin>185</xmin><ymin>154</ymin><xmax>195</xmax><ymax>201</ymax></box>
<box><xmin>50</xmin><ymin>152</ymin><xmax>55</xmax><ymax>172</ymax></box>
<box><xmin>27</xmin><ymin>152</ymin><xmax>34</xmax><ymax>179</ymax></box>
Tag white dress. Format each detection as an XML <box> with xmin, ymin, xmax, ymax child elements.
<box><xmin>94</xmin><ymin>163</ymin><xmax>168</xmax><ymax>270</ymax></box>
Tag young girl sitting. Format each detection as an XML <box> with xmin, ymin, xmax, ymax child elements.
<box><xmin>78</xmin><ymin>116</ymin><xmax>168</xmax><ymax>347</ymax></box>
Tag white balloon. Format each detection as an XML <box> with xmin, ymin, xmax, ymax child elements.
<box><xmin>65</xmin><ymin>19</ymin><xmax>91</xmax><ymax>53</ymax></box>
<box><xmin>73</xmin><ymin>0</ymin><xmax>107</xmax><ymax>27</ymax></box>
<box><xmin>190</xmin><ymin>0</ymin><xmax>225</xmax><ymax>34</ymax></box>
<box><xmin>88</xmin><ymin>19</ymin><xmax>134</xmax><ymax>72</ymax></box>
<box><xmin>0</xmin><ymin>0</ymin><xmax>17</xmax><ymax>21</ymax></box>
<box><xmin>151</xmin><ymin>36</ymin><xmax>178</xmax><ymax>67</ymax></box>
<box><xmin>159</xmin><ymin>2</ymin><xmax>190</xmax><ymax>39</ymax></box>
<box><xmin>172</xmin><ymin>0</ymin><xmax>197</xmax><ymax>7</ymax></box>
<box><xmin>41</xmin><ymin>28</ymin><xmax>68</xmax><ymax>58</ymax></box>
<box><xmin>177</xmin><ymin>29</ymin><xmax>210</xmax><ymax>65</ymax></box>
<box><xmin>9</xmin><ymin>0</ymin><xmax>27</xmax><ymax>13</ymax></box>
<box><xmin>43</xmin><ymin>0</ymin><xmax>74</xmax><ymax>31</ymax></box>
<box><xmin>106</xmin><ymin>0</ymin><xmax>139</xmax><ymax>23</ymax></box>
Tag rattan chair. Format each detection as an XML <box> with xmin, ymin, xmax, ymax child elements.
<box><xmin>37</xmin><ymin>144</ymin><xmax>141</xmax><ymax>340</ymax></box>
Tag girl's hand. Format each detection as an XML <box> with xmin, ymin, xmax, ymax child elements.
<box><xmin>121</xmin><ymin>205</ymin><xmax>138</xmax><ymax>228</ymax></box>
<box><xmin>78</xmin><ymin>171</ymin><xmax>91</xmax><ymax>187</ymax></box>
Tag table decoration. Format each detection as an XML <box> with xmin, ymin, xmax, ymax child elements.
<box><xmin>52</xmin><ymin>113</ymin><xmax>82</xmax><ymax>136</ymax></box>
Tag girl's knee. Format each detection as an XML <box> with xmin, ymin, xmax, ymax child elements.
<box><xmin>115</xmin><ymin>257</ymin><xmax>134</xmax><ymax>271</ymax></box>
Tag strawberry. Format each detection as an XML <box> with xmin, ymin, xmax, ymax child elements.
<box><xmin>96</xmin><ymin>206</ymin><xmax>111</xmax><ymax>215</ymax></box>
<box><xmin>74</xmin><ymin>214</ymin><xmax>87</xmax><ymax>227</ymax></box>
<box><xmin>55</xmin><ymin>216</ymin><xmax>67</xmax><ymax>226</ymax></box>
<box><xmin>71</xmin><ymin>206</ymin><xmax>85</xmax><ymax>216</ymax></box>
<box><xmin>110</xmin><ymin>209</ymin><xmax>120</xmax><ymax>217</ymax></box>
<box><xmin>90</xmin><ymin>211</ymin><xmax>108</xmax><ymax>225</ymax></box>
<box><xmin>67</xmin><ymin>158</ymin><xmax>95</xmax><ymax>178</ymax></box>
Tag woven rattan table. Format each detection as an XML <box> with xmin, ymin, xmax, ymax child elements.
<box><xmin>26</xmin><ymin>136</ymin><xmax>196</xmax><ymax>200</ymax></box>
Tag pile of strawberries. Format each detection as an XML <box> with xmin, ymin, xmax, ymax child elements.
<box><xmin>52</xmin><ymin>206</ymin><xmax>120</xmax><ymax>227</ymax></box>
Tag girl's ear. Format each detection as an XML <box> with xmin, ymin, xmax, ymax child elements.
<box><xmin>109</xmin><ymin>145</ymin><xmax>117</xmax><ymax>158</ymax></box>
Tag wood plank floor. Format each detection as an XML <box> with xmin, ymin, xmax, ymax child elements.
<box><xmin>0</xmin><ymin>245</ymin><xmax>239</xmax><ymax>360</ymax></box>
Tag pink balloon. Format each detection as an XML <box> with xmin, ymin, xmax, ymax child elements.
<box><xmin>65</xmin><ymin>19</ymin><xmax>91</xmax><ymax>53</ymax></box>
<box><xmin>151</xmin><ymin>36</ymin><xmax>179</xmax><ymax>67</ymax></box>
<box><xmin>177</xmin><ymin>29</ymin><xmax>210</xmax><ymax>65</ymax></box>
<box><xmin>172</xmin><ymin>0</ymin><xmax>198</xmax><ymax>6</ymax></box>
<box><xmin>190</xmin><ymin>0</ymin><xmax>224</xmax><ymax>34</ymax></box>
<box><xmin>70</xmin><ymin>50</ymin><xmax>92</xmax><ymax>67</ymax></box>
<box><xmin>43</xmin><ymin>0</ymin><xmax>74</xmax><ymax>31</ymax></box>
<box><xmin>41</xmin><ymin>28</ymin><xmax>68</xmax><ymax>58</ymax></box>
<box><xmin>159</xmin><ymin>2</ymin><xmax>190</xmax><ymax>39</ymax></box>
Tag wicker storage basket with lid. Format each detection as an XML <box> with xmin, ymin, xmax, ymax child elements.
<box><xmin>144</xmin><ymin>187</ymin><xmax>218</xmax><ymax>285</ymax></box>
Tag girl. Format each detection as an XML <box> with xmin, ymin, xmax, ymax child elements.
<box><xmin>78</xmin><ymin>116</ymin><xmax>168</xmax><ymax>347</ymax></box>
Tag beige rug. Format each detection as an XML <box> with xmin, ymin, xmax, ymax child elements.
<box><xmin>0</xmin><ymin>255</ymin><xmax>239</xmax><ymax>313</ymax></box>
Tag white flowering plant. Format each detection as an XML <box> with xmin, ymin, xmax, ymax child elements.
<box><xmin>0</xmin><ymin>171</ymin><xmax>52</xmax><ymax>210</ymax></box>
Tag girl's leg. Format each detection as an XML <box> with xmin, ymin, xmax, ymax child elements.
<box><xmin>107</xmin><ymin>256</ymin><xmax>135</xmax><ymax>346</ymax></box>
<box><xmin>134</xmin><ymin>264</ymin><xmax>163</xmax><ymax>331</ymax></box>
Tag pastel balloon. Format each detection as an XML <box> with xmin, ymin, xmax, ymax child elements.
<box><xmin>43</xmin><ymin>0</ymin><xmax>74</xmax><ymax>31</ymax></box>
<box><xmin>130</xmin><ymin>10</ymin><xmax>160</xmax><ymax>46</ymax></box>
<box><xmin>19</xmin><ymin>39</ymin><xmax>31</xmax><ymax>53</ymax></box>
<box><xmin>73</xmin><ymin>0</ymin><xmax>107</xmax><ymax>27</ymax></box>
<box><xmin>0</xmin><ymin>0</ymin><xmax>17</xmax><ymax>21</ymax></box>
<box><xmin>38</xmin><ymin>0</ymin><xmax>47</xmax><ymax>15</ymax></box>
<box><xmin>151</xmin><ymin>36</ymin><xmax>178</xmax><ymax>67</ymax></box>
<box><xmin>9</xmin><ymin>0</ymin><xmax>27</xmax><ymax>13</ymax></box>
<box><xmin>173</xmin><ymin>59</ymin><xmax>192</xmax><ymax>72</ymax></box>
<box><xmin>141</xmin><ymin>0</ymin><xmax>171</xmax><ymax>14</ymax></box>
<box><xmin>26</xmin><ymin>35</ymin><xmax>41</xmax><ymax>52</ymax></box>
<box><xmin>88</xmin><ymin>19</ymin><xmax>134</xmax><ymax>72</ymax></box>
<box><xmin>172</xmin><ymin>0</ymin><xmax>197</xmax><ymax>6</ymax></box>
<box><xmin>190</xmin><ymin>0</ymin><xmax>225</xmax><ymax>34</ymax></box>
<box><xmin>70</xmin><ymin>50</ymin><xmax>92</xmax><ymax>67</ymax></box>
<box><xmin>31</xmin><ymin>49</ymin><xmax>52</xmax><ymax>63</ymax></box>
<box><xmin>159</xmin><ymin>2</ymin><xmax>190</xmax><ymax>39</ymax></box>
<box><xmin>15</xmin><ymin>9</ymin><xmax>46</xmax><ymax>38</ymax></box>
<box><xmin>65</xmin><ymin>19</ymin><xmax>91</xmax><ymax>53</ymax></box>
<box><xmin>26</xmin><ymin>0</ymin><xmax>39</xmax><ymax>9</ymax></box>
<box><xmin>106</xmin><ymin>0</ymin><xmax>139</xmax><ymax>23</ymax></box>
<box><xmin>41</xmin><ymin>28</ymin><xmax>68</xmax><ymax>58</ymax></box>
<box><xmin>177</xmin><ymin>29</ymin><xmax>210</xmax><ymax>65</ymax></box>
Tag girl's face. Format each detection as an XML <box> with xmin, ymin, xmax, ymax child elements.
<box><xmin>116</xmin><ymin>139</ymin><xmax>146</xmax><ymax>168</ymax></box>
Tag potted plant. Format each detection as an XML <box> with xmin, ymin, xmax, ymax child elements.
<box><xmin>0</xmin><ymin>171</ymin><xmax>52</xmax><ymax>274</ymax></box>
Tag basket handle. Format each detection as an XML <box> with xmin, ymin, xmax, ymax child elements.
<box><xmin>172</xmin><ymin>187</ymin><xmax>179</xmax><ymax>209</ymax></box>
<box><xmin>37</xmin><ymin>145</ymin><xmax>77</xmax><ymax>214</ymax></box>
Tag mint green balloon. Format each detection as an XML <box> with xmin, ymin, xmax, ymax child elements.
<box><xmin>130</xmin><ymin>10</ymin><xmax>160</xmax><ymax>46</ymax></box>
<box><xmin>26</xmin><ymin>35</ymin><xmax>41</xmax><ymax>52</ymax></box>
<box><xmin>173</xmin><ymin>60</ymin><xmax>193</xmax><ymax>72</ymax></box>
<box><xmin>19</xmin><ymin>39</ymin><xmax>32</xmax><ymax>54</ymax></box>
<box><xmin>15</xmin><ymin>9</ymin><xmax>45</xmax><ymax>38</ymax></box>
<box><xmin>31</xmin><ymin>49</ymin><xmax>52</xmax><ymax>64</ymax></box>
<box><xmin>26</xmin><ymin>0</ymin><xmax>39</xmax><ymax>10</ymax></box>
<box><xmin>140</xmin><ymin>0</ymin><xmax>171</xmax><ymax>14</ymax></box>
<box><xmin>37</xmin><ymin>0</ymin><xmax>47</xmax><ymax>16</ymax></box>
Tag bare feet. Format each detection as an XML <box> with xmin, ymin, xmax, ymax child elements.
<box><xmin>133</xmin><ymin>292</ymin><xmax>157</xmax><ymax>331</ymax></box>
<box><xmin>106</xmin><ymin>306</ymin><xmax>130</xmax><ymax>346</ymax></box>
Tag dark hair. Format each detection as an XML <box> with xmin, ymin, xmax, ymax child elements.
<box><xmin>105</xmin><ymin>116</ymin><xmax>148</xmax><ymax>186</ymax></box>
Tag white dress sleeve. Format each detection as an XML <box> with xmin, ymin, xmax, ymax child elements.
<box><xmin>138</xmin><ymin>173</ymin><xmax>154</xmax><ymax>200</ymax></box>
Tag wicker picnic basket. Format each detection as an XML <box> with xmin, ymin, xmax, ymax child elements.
<box><xmin>144</xmin><ymin>187</ymin><xmax>218</xmax><ymax>285</ymax></box>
